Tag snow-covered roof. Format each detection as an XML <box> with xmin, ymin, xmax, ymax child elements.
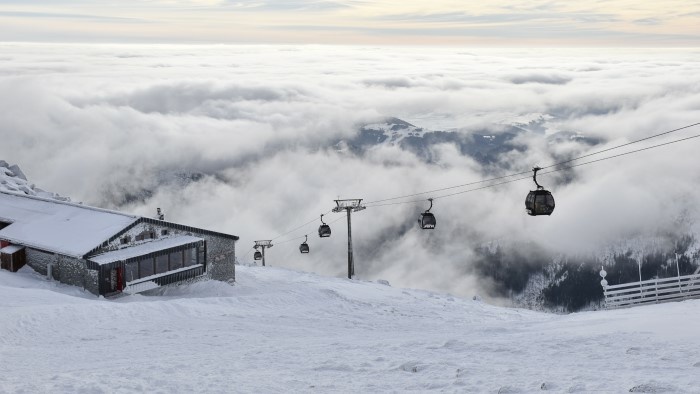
<box><xmin>88</xmin><ymin>235</ymin><xmax>203</xmax><ymax>265</ymax></box>
<box><xmin>0</xmin><ymin>244</ymin><xmax>24</xmax><ymax>254</ymax></box>
<box><xmin>0</xmin><ymin>191</ymin><xmax>139</xmax><ymax>258</ymax></box>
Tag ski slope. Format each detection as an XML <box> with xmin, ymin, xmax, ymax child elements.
<box><xmin>2</xmin><ymin>265</ymin><xmax>700</xmax><ymax>393</ymax></box>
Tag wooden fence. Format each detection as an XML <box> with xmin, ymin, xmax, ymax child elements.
<box><xmin>601</xmin><ymin>273</ymin><xmax>700</xmax><ymax>309</ymax></box>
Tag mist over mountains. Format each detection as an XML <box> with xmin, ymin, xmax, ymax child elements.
<box><xmin>2</xmin><ymin>44</ymin><xmax>699</xmax><ymax>309</ymax></box>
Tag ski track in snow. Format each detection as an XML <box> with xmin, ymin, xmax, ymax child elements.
<box><xmin>2</xmin><ymin>265</ymin><xmax>700</xmax><ymax>393</ymax></box>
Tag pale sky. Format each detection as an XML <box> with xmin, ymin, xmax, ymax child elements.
<box><xmin>1</xmin><ymin>1</ymin><xmax>699</xmax><ymax>46</ymax></box>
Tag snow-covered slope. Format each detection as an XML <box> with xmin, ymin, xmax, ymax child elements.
<box><xmin>361</xmin><ymin>117</ymin><xmax>429</xmax><ymax>146</ymax></box>
<box><xmin>0</xmin><ymin>160</ymin><xmax>68</xmax><ymax>201</ymax></box>
<box><xmin>2</xmin><ymin>265</ymin><xmax>700</xmax><ymax>392</ymax></box>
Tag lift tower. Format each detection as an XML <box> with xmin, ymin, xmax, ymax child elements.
<box><xmin>254</xmin><ymin>240</ymin><xmax>273</xmax><ymax>267</ymax></box>
<box><xmin>332</xmin><ymin>199</ymin><xmax>365</xmax><ymax>279</ymax></box>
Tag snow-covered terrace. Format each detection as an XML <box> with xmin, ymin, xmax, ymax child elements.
<box><xmin>0</xmin><ymin>191</ymin><xmax>138</xmax><ymax>258</ymax></box>
<box><xmin>88</xmin><ymin>235</ymin><xmax>203</xmax><ymax>265</ymax></box>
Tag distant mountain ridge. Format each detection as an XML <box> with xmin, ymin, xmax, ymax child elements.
<box><xmin>339</xmin><ymin>115</ymin><xmax>602</xmax><ymax>165</ymax></box>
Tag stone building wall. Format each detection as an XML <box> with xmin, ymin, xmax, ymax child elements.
<box><xmin>56</xmin><ymin>255</ymin><xmax>96</xmax><ymax>294</ymax></box>
<box><xmin>199</xmin><ymin>233</ymin><xmax>236</xmax><ymax>283</ymax></box>
<box><xmin>84</xmin><ymin>269</ymin><xmax>99</xmax><ymax>295</ymax></box>
<box><xmin>25</xmin><ymin>248</ymin><xmax>55</xmax><ymax>276</ymax></box>
<box><xmin>25</xmin><ymin>248</ymin><xmax>99</xmax><ymax>295</ymax></box>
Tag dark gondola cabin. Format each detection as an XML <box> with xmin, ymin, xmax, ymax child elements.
<box><xmin>318</xmin><ymin>214</ymin><xmax>331</xmax><ymax>238</ymax></box>
<box><xmin>525</xmin><ymin>189</ymin><xmax>555</xmax><ymax>216</ymax></box>
<box><xmin>253</xmin><ymin>250</ymin><xmax>263</xmax><ymax>260</ymax></box>
<box><xmin>421</xmin><ymin>213</ymin><xmax>436</xmax><ymax>229</ymax></box>
<box><xmin>299</xmin><ymin>235</ymin><xmax>310</xmax><ymax>253</ymax></box>
<box><xmin>526</xmin><ymin>167</ymin><xmax>555</xmax><ymax>216</ymax></box>
<box><xmin>420</xmin><ymin>198</ymin><xmax>436</xmax><ymax>229</ymax></box>
<box><xmin>318</xmin><ymin>225</ymin><xmax>331</xmax><ymax>238</ymax></box>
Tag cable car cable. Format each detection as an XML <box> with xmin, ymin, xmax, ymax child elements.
<box><xmin>363</xmin><ymin>121</ymin><xmax>700</xmax><ymax>206</ymax></box>
<box><xmin>274</xmin><ymin>213</ymin><xmax>348</xmax><ymax>245</ymax></box>
<box><xmin>256</xmin><ymin>124</ymin><xmax>700</xmax><ymax>248</ymax></box>
<box><xmin>433</xmin><ymin>132</ymin><xmax>700</xmax><ymax>200</ymax></box>
<box><xmin>363</xmin><ymin>131</ymin><xmax>700</xmax><ymax>206</ymax></box>
<box><xmin>241</xmin><ymin>246</ymin><xmax>255</xmax><ymax>260</ymax></box>
<box><xmin>539</xmin><ymin>121</ymin><xmax>700</xmax><ymax>170</ymax></box>
<box><xmin>271</xmin><ymin>208</ymin><xmax>334</xmax><ymax>241</ymax></box>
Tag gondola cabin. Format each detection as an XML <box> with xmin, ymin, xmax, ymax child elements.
<box><xmin>525</xmin><ymin>189</ymin><xmax>555</xmax><ymax>216</ymax></box>
<box><xmin>420</xmin><ymin>212</ymin><xmax>436</xmax><ymax>229</ymax></box>
<box><xmin>254</xmin><ymin>250</ymin><xmax>263</xmax><ymax>260</ymax></box>
<box><xmin>318</xmin><ymin>224</ymin><xmax>331</xmax><ymax>238</ymax></box>
<box><xmin>525</xmin><ymin>166</ymin><xmax>555</xmax><ymax>216</ymax></box>
<box><xmin>299</xmin><ymin>235</ymin><xmax>310</xmax><ymax>253</ymax></box>
<box><xmin>318</xmin><ymin>214</ymin><xmax>331</xmax><ymax>238</ymax></box>
<box><xmin>419</xmin><ymin>198</ymin><xmax>436</xmax><ymax>230</ymax></box>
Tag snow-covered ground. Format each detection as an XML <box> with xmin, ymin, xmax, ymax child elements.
<box><xmin>2</xmin><ymin>265</ymin><xmax>700</xmax><ymax>393</ymax></box>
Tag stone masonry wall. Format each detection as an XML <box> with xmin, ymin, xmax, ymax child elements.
<box><xmin>25</xmin><ymin>248</ymin><xmax>98</xmax><ymax>295</ymax></box>
<box><xmin>56</xmin><ymin>255</ymin><xmax>95</xmax><ymax>293</ymax></box>
<box><xmin>25</xmin><ymin>248</ymin><xmax>55</xmax><ymax>276</ymax></box>
<box><xmin>199</xmin><ymin>233</ymin><xmax>236</xmax><ymax>283</ymax></box>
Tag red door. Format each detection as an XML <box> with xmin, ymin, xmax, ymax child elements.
<box><xmin>116</xmin><ymin>267</ymin><xmax>124</xmax><ymax>291</ymax></box>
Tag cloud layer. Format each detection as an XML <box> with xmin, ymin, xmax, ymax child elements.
<box><xmin>1</xmin><ymin>44</ymin><xmax>700</xmax><ymax>300</ymax></box>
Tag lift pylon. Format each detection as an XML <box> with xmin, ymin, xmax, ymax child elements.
<box><xmin>253</xmin><ymin>240</ymin><xmax>273</xmax><ymax>267</ymax></box>
<box><xmin>332</xmin><ymin>199</ymin><xmax>365</xmax><ymax>279</ymax></box>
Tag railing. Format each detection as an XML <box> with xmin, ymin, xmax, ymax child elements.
<box><xmin>602</xmin><ymin>273</ymin><xmax>700</xmax><ymax>309</ymax></box>
<box><xmin>123</xmin><ymin>264</ymin><xmax>204</xmax><ymax>295</ymax></box>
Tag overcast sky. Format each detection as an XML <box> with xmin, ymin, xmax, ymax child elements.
<box><xmin>1</xmin><ymin>1</ymin><xmax>700</xmax><ymax>45</ymax></box>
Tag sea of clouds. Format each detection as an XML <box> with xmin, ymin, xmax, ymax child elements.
<box><xmin>1</xmin><ymin>43</ymin><xmax>699</xmax><ymax>300</ymax></box>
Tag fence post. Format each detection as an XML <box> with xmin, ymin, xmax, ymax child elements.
<box><xmin>654</xmin><ymin>279</ymin><xmax>658</xmax><ymax>303</ymax></box>
<box><xmin>599</xmin><ymin>267</ymin><xmax>608</xmax><ymax>307</ymax></box>
<box><xmin>675</xmin><ymin>253</ymin><xmax>682</xmax><ymax>294</ymax></box>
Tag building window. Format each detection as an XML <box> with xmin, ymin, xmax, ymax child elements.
<box><xmin>135</xmin><ymin>230</ymin><xmax>156</xmax><ymax>242</ymax></box>
<box><xmin>139</xmin><ymin>257</ymin><xmax>155</xmax><ymax>278</ymax></box>
<box><xmin>125</xmin><ymin>262</ymin><xmax>139</xmax><ymax>282</ymax></box>
<box><xmin>161</xmin><ymin>229</ymin><xmax>169</xmax><ymax>236</ymax></box>
<box><xmin>169</xmin><ymin>250</ymin><xmax>183</xmax><ymax>270</ymax></box>
<box><xmin>120</xmin><ymin>235</ymin><xmax>131</xmax><ymax>245</ymax></box>
<box><xmin>184</xmin><ymin>248</ymin><xmax>197</xmax><ymax>267</ymax></box>
<box><xmin>155</xmin><ymin>254</ymin><xmax>169</xmax><ymax>274</ymax></box>
<box><xmin>124</xmin><ymin>245</ymin><xmax>201</xmax><ymax>283</ymax></box>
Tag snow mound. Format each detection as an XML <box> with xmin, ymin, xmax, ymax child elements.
<box><xmin>0</xmin><ymin>160</ymin><xmax>69</xmax><ymax>201</ymax></box>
